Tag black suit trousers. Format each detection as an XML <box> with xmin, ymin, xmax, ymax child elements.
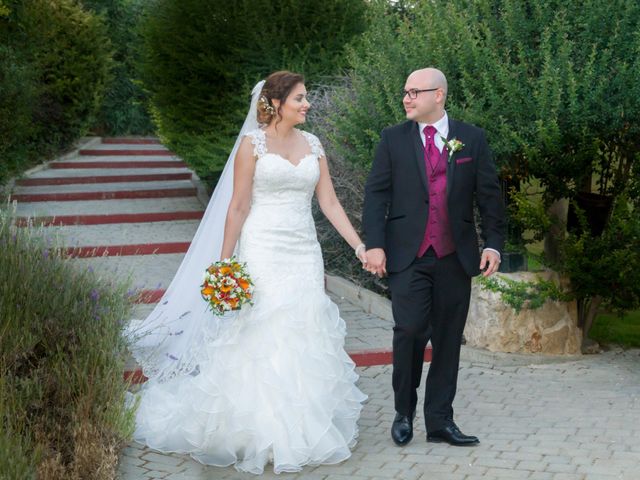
<box><xmin>388</xmin><ymin>248</ymin><xmax>471</xmax><ymax>432</ymax></box>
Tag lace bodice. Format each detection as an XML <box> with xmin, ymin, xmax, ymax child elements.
<box><xmin>244</xmin><ymin>128</ymin><xmax>324</xmax><ymax>209</ymax></box>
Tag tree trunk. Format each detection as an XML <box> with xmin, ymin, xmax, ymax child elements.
<box><xmin>544</xmin><ymin>198</ymin><xmax>568</xmax><ymax>265</ymax></box>
<box><xmin>582</xmin><ymin>295</ymin><xmax>603</xmax><ymax>341</ymax></box>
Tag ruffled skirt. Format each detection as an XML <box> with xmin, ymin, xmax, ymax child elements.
<box><xmin>132</xmin><ymin>289</ymin><xmax>366</xmax><ymax>474</ymax></box>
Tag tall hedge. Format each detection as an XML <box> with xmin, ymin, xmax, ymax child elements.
<box><xmin>0</xmin><ymin>0</ymin><xmax>112</xmax><ymax>183</ymax></box>
<box><xmin>139</xmin><ymin>0</ymin><xmax>368</xmax><ymax>185</ymax></box>
<box><xmin>0</xmin><ymin>44</ymin><xmax>37</xmax><ymax>180</ymax></box>
<box><xmin>81</xmin><ymin>0</ymin><xmax>154</xmax><ymax>135</ymax></box>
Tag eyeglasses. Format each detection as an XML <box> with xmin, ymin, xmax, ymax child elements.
<box><xmin>402</xmin><ymin>88</ymin><xmax>439</xmax><ymax>100</ymax></box>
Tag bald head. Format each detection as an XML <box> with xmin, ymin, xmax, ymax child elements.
<box><xmin>403</xmin><ymin>67</ymin><xmax>448</xmax><ymax>123</ymax></box>
<box><xmin>408</xmin><ymin>68</ymin><xmax>448</xmax><ymax>97</ymax></box>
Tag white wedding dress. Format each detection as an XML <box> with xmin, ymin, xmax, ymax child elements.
<box><xmin>131</xmin><ymin>128</ymin><xmax>366</xmax><ymax>475</ymax></box>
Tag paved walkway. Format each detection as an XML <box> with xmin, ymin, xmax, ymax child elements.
<box><xmin>119</xmin><ymin>346</ymin><xmax>640</xmax><ymax>480</ymax></box>
<box><xmin>11</xmin><ymin>138</ymin><xmax>640</xmax><ymax>479</ymax></box>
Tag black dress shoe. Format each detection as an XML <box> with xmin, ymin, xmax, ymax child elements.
<box><xmin>391</xmin><ymin>412</ymin><xmax>413</xmax><ymax>446</ymax></box>
<box><xmin>427</xmin><ymin>423</ymin><xmax>479</xmax><ymax>446</ymax></box>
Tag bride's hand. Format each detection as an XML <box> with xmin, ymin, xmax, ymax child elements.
<box><xmin>358</xmin><ymin>249</ymin><xmax>368</xmax><ymax>268</ymax></box>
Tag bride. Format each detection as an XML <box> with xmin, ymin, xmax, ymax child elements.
<box><xmin>126</xmin><ymin>71</ymin><xmax>368</xmax><ymax>475</ymax></box>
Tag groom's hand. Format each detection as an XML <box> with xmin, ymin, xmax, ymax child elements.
<box><xmin>365</xmin><ymin>248</ymin><xmax>387</xmax><ymax>277</ymax></box>
<box><xmin>480</xmin><ymin>250</ymin><xmax>501</xmax><ymax>277</ymax></box>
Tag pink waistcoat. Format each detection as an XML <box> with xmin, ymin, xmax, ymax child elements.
<box><xmin>417</xmin><ymin>146</ymin><xmax>456</xmax><ymax>258</ymax></box>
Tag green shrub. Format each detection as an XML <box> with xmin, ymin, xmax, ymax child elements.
<box><xmin>1</xmin><ymin>0</ymin><xmax>112</xmax><ymax>149</ymax></box>
<box><xmin>559</xmin><ymin>194</ymin><xmax>640</xmax><ymax>339</ymax></box>
<box><xmin>0</xmin><ymin>206</ymin><xmax>135</xmax><ymax>480</ymax></box>
<box><xmin>0</xmin><ymin>0</ymin><xmax>113</xmax><ymax>183</ymax></box>
<box><xmin>81</xmin><ymin>0</ymin><xmax>154</xmax><ymax>135</ymax></box>
<box><xmin>139</xmin><ymin>0</ymin><xmax>368</xmax><ymax>186</ymax></box>
<box><xmin>22</xmin><ymin>0</ymin><xmax>113</xmax><ymax>149</ymax></box>
<box><xmin>328</xmin><ymin>0</ymin><xmax>640</xmax><ymax>200</ymax></box>
<box><xmin>0</xmin><ymin>44</ymin><xmax>38</xmax><ymax>184</ymax></box>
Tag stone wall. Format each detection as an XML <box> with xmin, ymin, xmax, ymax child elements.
<box><xmin>464</xmin><ymin>271</ymin><xmax>582</xmax><ymax>355</ymax></box>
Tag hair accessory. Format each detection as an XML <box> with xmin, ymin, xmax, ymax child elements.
<box><xmin>258</xmin><ymin>95</ymin><xmax>276</xmax><ymax>116</ymax></box>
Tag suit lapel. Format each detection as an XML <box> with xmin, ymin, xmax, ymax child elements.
<box><xmin>445</xmin><ymin>118</ymin><xmax>458</xmax><ymax>199</ymax></box>
<box><xmin>410</xmin><ymin>122</ymin><xmax>429</xmax><ymax>194</ymax></box>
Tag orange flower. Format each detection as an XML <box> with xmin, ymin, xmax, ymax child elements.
<box><xmin>220</xmin><ymin>284</ymin><xmax>232</xmax><ymax>293</ymax></box>
<box><xmin>201</xmin><ymin>285</ymin><xmax>214</xmax><ymax>296</ymax></box>
<box><xmin>219</xmin><ymin>266</ymin><xmax>232</xmax><ymax>275</ymax></box>
<box><xmin>238</xmin><ymin>279</ymin><xmax>249</xmax><ymax>290</ymax></box>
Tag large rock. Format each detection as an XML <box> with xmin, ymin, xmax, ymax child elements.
<box><xmin>465</xmin><ymin>271</ymin><xmax>582</xmax><ymax>355</ymax></box>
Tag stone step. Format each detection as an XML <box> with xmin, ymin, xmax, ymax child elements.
<box><xmin>102</xmin><ymin>138</ymin><xmax>161</xmax><ymax>145</ymax></box>
<box><xmin>50</xmin><ymin>160</ymin><xmax>186</xmax><ymax>169</ymax></box>
<box><xmin>15</xmin><ymin>211</ymin><xmax>204</xmax><ymax>227</ymax></box>
<box><xmin>71</xmin><ymin>253</ymin><xmax>186</xmax><ymax>290</ymax></box>
<box><xmin>13</xmin><ymin>179</ymin><xmax>195</xmax><ymax>195</ymax></box>
<box><xmin>65</xmin><ymin>242</ymin><xmax>190</xmax><ymax>258</ymax></box>
<box><xmin>16</xmin><ymin>172</ymin><xmax>192</xmax><ymax>186</ymax></box>
<box><xmin>14</xmin><ymin>197</ymin><xmax>205</xmax><ymax>217</ymax></box>
<box><xmin>79</xmin><ymin>148</ymin><xmax>172</xmax><ymax>156</ymax></box>
<box><xmin>46</xmin><ymin>220</ymin><xmax>199</xmax><ymax>248</ymax></box>
<box><xmin>23</xmin><ymin>167</ymin><xmax>191</xmax><ymax>179</ymax></box>
<box><xmin>10</xmin><ymin>187</ymin><xmax>196</xmax><ymax>202</ymax></box>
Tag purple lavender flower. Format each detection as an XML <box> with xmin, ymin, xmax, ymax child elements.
<box><xmin>90</xmin><ymin>289</ymin><xmax>100</xmax><ymax>302</ymax></box>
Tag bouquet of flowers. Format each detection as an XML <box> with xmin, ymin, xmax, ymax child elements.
<box><xmin>201</xmin><ymin>257</ymin><xmax>254</xmax><ymax>316</ymax></box>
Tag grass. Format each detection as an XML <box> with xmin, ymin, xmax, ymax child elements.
<box><xmin>0</xmin><ymin>205</ymin><xmax>135</xmax><ymax>479</ymax></box>
<box><xmin>589</xmin><ymin>310</ymin><xmax>640</xmax><ymax>348</ymax></box>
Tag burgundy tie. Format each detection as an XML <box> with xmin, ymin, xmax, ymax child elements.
<box><xmin>423</xmin><ymin>125</ymin><xmax>438</xmax><ymax>173</ymax></box>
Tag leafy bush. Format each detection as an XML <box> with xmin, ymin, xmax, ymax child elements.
<box><xmin>328</xmin><ymin>0</ymin><xmax>640</xmax><ymax>201</ymax></box>
<box><xmin>0</xmin><ymin>44</ymin><xmax>38</xmax><ymax>184</ymax></box>
<box><xmin>0</xmin><ymin>206</ymin><xmax>135</xmax><ymax>479</ymax></box>
<box><xmin>19</xmin><ymin>0</ymin><xmax>113</xmax><ymax>148</ymax></box>
<box><xmin>0</xmin><ymin>0</ymin><xmax>112</xmax><ymax>183</ymax></box>
<box><xmin>139</xmin><ymin>0</ymin><xmax>368</xmax><ymax>186</ymax></box>
<box><xmin>81</xmin><ymin>0</ymin><xmax>154</xmax><ymax>135</ymax></box>
<box><xmin>559</xmin><ymin>194</ymin><xmax>640</xmax><ymax>340</ymax></box>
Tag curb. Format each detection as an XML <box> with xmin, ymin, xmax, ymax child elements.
<box><xmin>325</xmin><ymin>274</ymin><xmax>393</xmax><ymax>321</ymax></box>
<box><xmin>324</xmin><ymin>273</ymin><xmax>585</xmax><ymax>368</ymax></box>
<box><xmin>188</xmin><ymin>170</ymin><xmax>211</xmax><ymax>209</ymax></box>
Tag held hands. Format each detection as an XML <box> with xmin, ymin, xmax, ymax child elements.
<box><xmin>480</xmin><ymin>250</ymin><xmax>501</xmax><ymax>277</ymax></box>
<box><xmin>364</xmin><ymin>248</ymin><xmax>386</xmax><ymax>277</ymax></box>
<box><xmin>356</xmin><ymin>248</ymin><xmax>367</xmax><ymax>267</ymax></box>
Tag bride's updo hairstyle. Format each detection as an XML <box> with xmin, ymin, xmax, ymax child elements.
<box><xmin>257</xmin><ymin>70</ymin><xmax>304</xmax><ymax>125</ymax></box>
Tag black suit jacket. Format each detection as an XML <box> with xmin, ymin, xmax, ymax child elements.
<box><xmin>362</xmin><ymin>118</ymin><xmax>505</xmax><ymax>277</ymax></box>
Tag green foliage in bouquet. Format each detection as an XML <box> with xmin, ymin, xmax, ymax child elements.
<box><xmin>0</xmin><ymin>206</ymin><xmax>135</xmax><ymax>479</ymax></box>
<box><xmin>138</xmin><ymin>0</ymin><xmax>368</xmax><ymax>187</ymax></box>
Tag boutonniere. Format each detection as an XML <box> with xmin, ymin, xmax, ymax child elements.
<box><xmin>440</xmin><ymin>136</ymin><xmax>465</xmax><ymax>163</ymax></box>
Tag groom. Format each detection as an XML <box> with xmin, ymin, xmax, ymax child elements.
<box><xmin>362</xmin><ymin>68</ymin><xmax>505</xmax><ymax>447</ymax></box>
